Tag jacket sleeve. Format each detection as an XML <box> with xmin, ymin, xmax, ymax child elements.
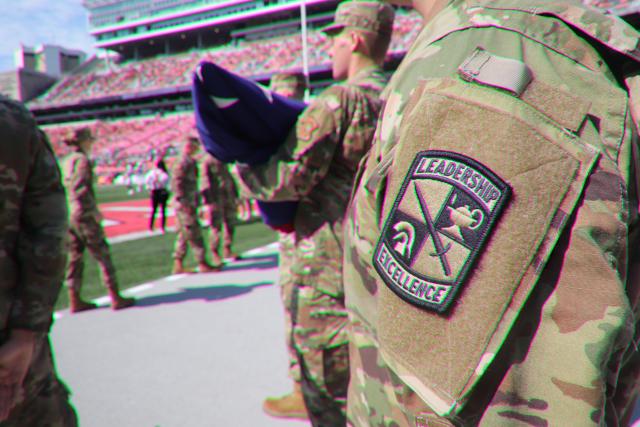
<box><xmin>234</xmin><ymin>86</ymin><xmax>345</xmax><ymax>201</ymax></box>
<box><xmin>10</xmin><ymin>130</ymin><xmax>69</xmax><ymax>332</ymax></box>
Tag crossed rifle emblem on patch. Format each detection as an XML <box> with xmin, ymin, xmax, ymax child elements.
<box><xmin>373</xmin><ymin>150</ymin><xmax>510</xmax><ymax>313</ymax></box>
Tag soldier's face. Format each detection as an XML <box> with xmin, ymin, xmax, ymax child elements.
<box><xmin>329</xmin><ymin>30</ymin><xmax>354</xmax><ymax>80</ymax></box>
<box><xmin>79</xmin><ymin>136</ymin><xmax>94</xmax><ymax>153</ymax></box>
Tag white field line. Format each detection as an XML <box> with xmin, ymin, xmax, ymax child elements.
<box><xmin>54</xmin><ymin>242</ymin><xmax>279</xmax><ymax>319</ymax></box>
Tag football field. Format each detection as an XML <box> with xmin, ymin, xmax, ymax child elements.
<box><xmin>48</xmin><ymin>186</ymin><xmax>640</xmax><ymax>426</ymax></box>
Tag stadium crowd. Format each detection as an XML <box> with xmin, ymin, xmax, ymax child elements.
<box><xmin>44</xmin><ymin>114</ymin><xmax>194</xmax><ymax>183</ymax></box>
<box><xmin>29</xmin><ymin>9</ymin><xmax>420</xmax><ymax>107</ymax></box>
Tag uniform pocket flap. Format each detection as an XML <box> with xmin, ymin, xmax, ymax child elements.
<box><xmin>375</xmin><ymin>78</ymin><xmax>600</xmax><ymax>417</ymax></box>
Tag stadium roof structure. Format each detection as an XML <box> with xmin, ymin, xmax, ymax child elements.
<box><xmin>86</xmin><ymin>0</ymin><xmax>335</xmax><ymax>50</ymax></box>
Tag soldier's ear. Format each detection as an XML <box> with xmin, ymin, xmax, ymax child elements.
<box><xmin>349</xmin><ymin>29</ymin><xmax>366</xmax><ymax>54</ymax></box>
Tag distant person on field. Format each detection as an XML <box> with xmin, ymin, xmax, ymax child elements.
<box><xmin>171</xmin><ymin>134</ymin><xmax>219</xmax><ymax>274</ymax></box>
<box><xmin>145</xmin><ymin>159</ymin><xmax>170</xmax><ymax>233</ymax></box>
<box><xmin>62</xmin><ymin>127</ymin><xmax>135</xmax><ymax>313</ymax></box>
<box><xmin>0</xmin><ymin>95</ymin><xmax>78</xmax><ymax>425</ymax></box>
<box><xmin>199</xmin><ymin>155</ymin><xmax>239</xmax><ymax>266</ymax></box>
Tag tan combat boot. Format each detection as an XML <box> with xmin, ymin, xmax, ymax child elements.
<box><xmin>223</xmin><ymin>247</ymin><xmax>241</xmax><ymax>260</ymax></box>
<box><xmin>68</xmin><ymin>289</ymin><xmax>98</xmax><ymax>314</ymax></box>
<box><xmin>262</xmin><ymin>383</ymin><xmax>308</xmax><ymax>420</ymax></box>
<box><xmin>210</xmin><ymin>251</ymin><xmax>224</xmax><ymax>267</ymax></box>
<box><xmin>172</xmin><ymin>258</ymin><xmax>189</xmax><ymax>274</ymax></box>
<box><xmin>109</xmin><ymin>290</ymin><xmax>135</xmax><ymax>311</ymax></box>
<box><xmin>197</xmin><ymin>261</ymin><xmax>222</xmax><ymax>273</ymax></box>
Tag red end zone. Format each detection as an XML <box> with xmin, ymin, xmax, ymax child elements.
<box><xmin>100</xmin><ymin>199</ymin><xmax>177</xmax><ymax>238</ymax></box>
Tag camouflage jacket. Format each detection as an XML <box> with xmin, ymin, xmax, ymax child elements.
<box><xmin>343</xmin><ymin>1</ymin><xmax>640</xmax><ymax>426</ymax></box>
<box><xmin>199</xmin><ymin>155</ymin><xmax>238</xmax><ymax>209</ymax></box>
<box><xmin>63</xmin><ymin>148</ymin><xmax>100</xmax><ymax>224</ymax></box>
<box><xmin>172</xmin><ymin>151</ymin><xmax>199</xmax><ymax>208</ymax></box>
<box><xmin>0</xmin><ymin>97</ymin><xmax>68</xmax><ymax>333</ymax></box>
<box><xmin>235</xmin><ymin>65</ymin><xmax>387</xmax><ymax>238</ymax></box>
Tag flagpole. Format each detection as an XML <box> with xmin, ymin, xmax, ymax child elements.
<box><xmin>300</xmin><ymin>0</ymin><xmax>310</xmax><ymax>102</ymax></box>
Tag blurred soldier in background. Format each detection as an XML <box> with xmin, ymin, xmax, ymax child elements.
<box><xmin>269</xmin><ymin>72</ymin><xmax>307</xmax><ymax>100</ymax></box>
<box><xmin>342</xmin><ymin>0</ymin><xmax>640</xmax><ymax>425</ymax></box>
<box><xmin>62</xmin><ymin>127</ymin><xmax>135</xmax><ymax>313</ymax></box>
<box><xmin>0</xmin><ymin>95</ymin><xmax>77</xmax><ymax>425</ymax></box>
<box><xmin>172</xmin><ymin>135</ymin><xmax>219</xmax><ymax>274</ymax></box>
<box><xmin>199</xmin><ymin>155</ymin><xmax>239</xmax><ymax>267</ymax></box>
<box><xmin>262</xmin><ymin>71</ymin><xmax>308</xmax><ymax>420</ymax></box>
<box><xmin>234</xmin><ymin>2</ymin><xmax>394</xmax><ymax>424</ymax></box>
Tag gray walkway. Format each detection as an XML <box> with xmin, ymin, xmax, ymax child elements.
<box><xmin>50</xmin><ymin>241</ymin><xmax>640</xmax><ymax>426</ymax></box>
<box><xmin>51</xmin><ymin>243</ymin><xmax>309</xmax><ymax>427</ymax></box>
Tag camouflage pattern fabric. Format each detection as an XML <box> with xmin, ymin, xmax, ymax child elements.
<box><xmin>63</xmin><ymin>149</ymin><xmax>119</xmax><ymax>292</ymax></box>
<box><xmin>235</xmin><ymin>65</ymin><xmax>387</xmax><ymax>425</ymax></box>
<box><xmin>0</xmin><ymin>96</ymin><xmax>77</xmax><ymax>425</ymax></box>
<box><xmin>278</xmin><ymin>231</ymin><xmax>302</xmax><ymax>383</ymax></box>
<box><xmin>199</xmin><ymin>155</ymin><xmax>237</xmax><ymax>260</ymax></box>
<box><xmin>2</xmin><ymin>337</ymin><xmax>78</xmax><ymax>427</ymax></box>
<box><xmin>269</xmin><ymin>72</ymin><xmax>307</xmax><ymax>384</ymax></box>
<box><xmin>343</xmin><ymin>1</ymin><xmax>640</xmax><ymax>426</ymax></box>
<box><xmin>172</xmin><ymin>149</ymin><xmax>207</xmax><ymax>263</ymax></box>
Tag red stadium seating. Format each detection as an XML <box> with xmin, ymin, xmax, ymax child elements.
<box><xmin>44</xmin><ymin>113</ymin><xmax>194</xmax><ymax>183</ymax></box>
<box><xmin>31</xmin><ymin>10</ymin><xmax>421</xmax><ymax>107</ymax></box>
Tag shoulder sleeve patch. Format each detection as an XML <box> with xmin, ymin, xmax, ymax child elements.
<box><xmin>373</xmin><ymin>150</ymin><xmax>511</xmax><ymax>313</ymax></box>
<box><xmin>297</xmin><ymin>116</ymin><xmax>320</xmax><ymax>142</ymax></box>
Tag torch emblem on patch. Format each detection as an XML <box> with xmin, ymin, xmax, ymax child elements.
<box><xmin>373</xmin><ymin>150</ymin><xmax>511</xmax><ymax>313</ymax></box>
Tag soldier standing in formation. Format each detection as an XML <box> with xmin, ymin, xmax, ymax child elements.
<box><xmin>234</xmin><ymin>2</ymin><xmax>394</xmax><ymax>424</ymax></box>
<box><xmin>171</xmin><ymin>134</ymin><xmax>219</xmax><ymax>274</ymax></box>
<box><xmin>343</xmin><ymin>0</ymin><xmax>640</xmax><ymax>425</ymax></box>
<box><xmin>62</xmin><ymin>127</ymin><xmax>135</xmax><ymax>313</ymax></box>
<box><xmin>262</xmin><ymin>71</ymin><xmax>309</xmax><ymax>420</ymax></box>
<box><xmin>0</xmin><ymin>96</ymin><xmax>78</xmax><ymax>425</ymax></box>
<box><xmin>199</xmin><ymin>155</ymin><xmax>239</xmax><ymax>267</ymax></box>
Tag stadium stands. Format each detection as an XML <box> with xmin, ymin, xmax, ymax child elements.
<box><xmin>44</xmin><ymin>113</ymin><xmax>192</xmax><ymax>183</ymax></box>
<box><xmin>30</xmin><ymin>9</ymin><xmax>421</xmax><ymax>108</ymax></box>
<box><xmin>36</xmin><ymin>8</ymin><xmax>421</xmax><ymax>186</ymax></box>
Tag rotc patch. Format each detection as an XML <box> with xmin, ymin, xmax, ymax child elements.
<box><xmin>373</xmin><ymin>150</ymin><xmax>511</xmax><ymax>313</ymax></box>
<box><xmin>298</xmin><ymin>116</ymin><xmax>319</xmax><ymax>141</ymax></box>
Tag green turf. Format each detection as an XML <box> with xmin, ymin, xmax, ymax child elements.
<box><xmin>55</xmin><ymin>185</ymin><xmax>278</xmax><ymax>311</ymax></box>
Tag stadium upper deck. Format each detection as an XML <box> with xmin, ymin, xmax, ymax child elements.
<box><xmin>30</xmin><ymin>0</ymin><xmax>640</xmax><ymax>184</ymax></box>
<box><xmin>84</xmin><ymin>0</ymin><xmax>339</xmax><ymax>59</ymax></box>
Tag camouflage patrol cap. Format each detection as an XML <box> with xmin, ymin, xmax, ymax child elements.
<box><xmin>321</xmin><ymin>0</ymin><xmax>395</xmax><ymax>35</ymax></box>
<box><xmin>63</xmin><ymin>126</ymin><xmax>93</xmax><ymax>146</ymax></box>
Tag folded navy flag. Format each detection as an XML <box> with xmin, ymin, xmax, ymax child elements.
<box><xmin>192</xmin><ymin>61</ymin><xmax>306</xmax><ymax>228</ymax></box>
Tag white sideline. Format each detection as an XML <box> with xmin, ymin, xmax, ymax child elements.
<box><xmin>54</xmin><ymin>242</ymin><xmax>279</xmax><ymax>320</ymax></box>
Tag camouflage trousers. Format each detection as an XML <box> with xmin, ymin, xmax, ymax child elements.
<box><xmin>206</xmin><ymin>204</ymin><xmax>235</xmax><ymax>261</ymax></box>
<box><xmin>278</xmin><ymin>232</ymin><xmax>301</xmax><ymax>383</ymax></box>
<box><xmin>66</xmin><ymin>218</ymin><xmax>118</xmax><ymax>291</ymax></box>
<box><xmin>1</xmin><ymin>336</ymin><xmax>77</xmax><ymax>427</ymax></box>
<box><xmin>291</xmin><ymin>227</ymin><xmax>349</xmax><ymax>427</ymax></box>
<box><xmin>173</xmin><ymin>204</ymin><xmax>206</xmax><ymax>263</ymax></box>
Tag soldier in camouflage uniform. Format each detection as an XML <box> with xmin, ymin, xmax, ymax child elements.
<box><xmin>199</xmin><ymin>155</ymin><xmax>239</xmax><ymax>266</ymax></box>
<box><xmin>343</xmin><ymin>0</ymin><xmax>640</xmax><ymax>425</ymax></box>
<box><xmin>262</xmin><ymin>72</ymin><xmax>308</xmax><ymax>420</ymax></box>
<box><xmin>62</xmin><ymin>127</ymin><xmax>135</xmax><ymax>313</ymax></box>
<box><xmin>0</xmin><ymin>96</ymin><xmax>77</xmax><ymax>425</ymax></box>
<box><xmin>171</xmin><ymin>135</ymin><xmax>218</xmax><ymax>274</ymax></box>
<box><xmin>234</xmin><ymin>2</ymin><xmax>394</xmax><ymax>424</ymax></box>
